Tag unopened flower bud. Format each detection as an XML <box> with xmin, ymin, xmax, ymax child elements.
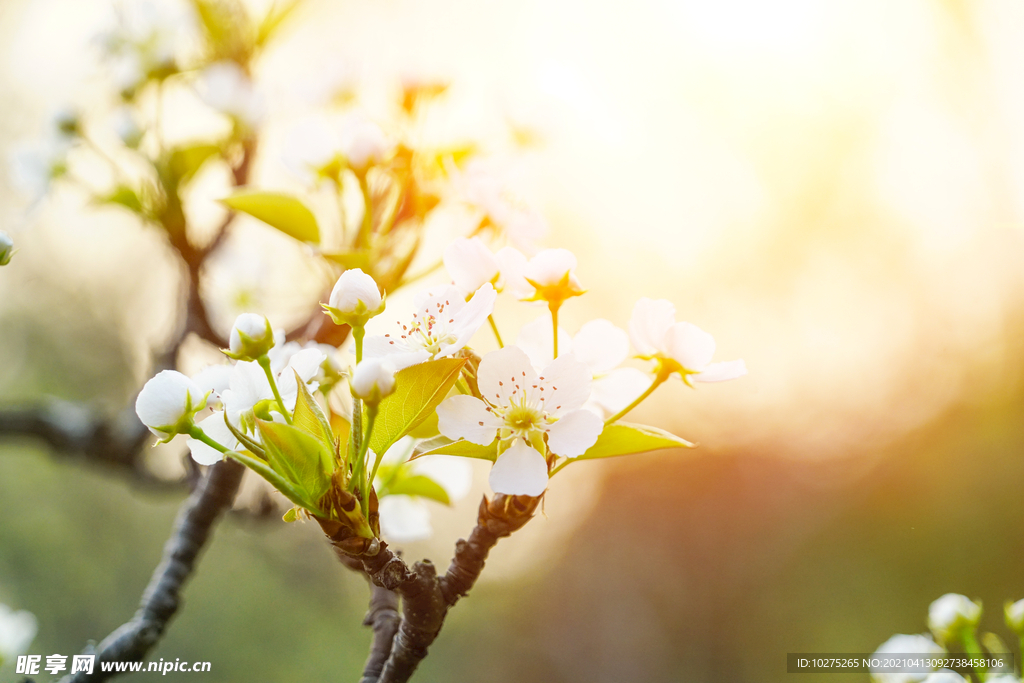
<box><xmin>135</xmin><ymin>370</ymin><xmax>207</xmax><ymax>441</ymax></box>
<box><xmin>0</xmin><ymin>232</ymin><xmax>13</xmax><ymax>266</ymax></box>
<box><xmin>928</xmin><ymin>593</ymin><xmax>982</xmax><ymax>644</ymax></box>
<box><xmin>1006</xmin><ymin>599</ymin><xmax>1024</xmax><ymax>634</ymax></box>
<box><xmin>227</xmin><ymin>313</ymin><xmax>275</xmax><ymax>361</ymax></box>
<box><xmin>323</xmin><ymin>268</ymin><xmax>385</xmax><ymax>328</ymax></box>
<box><xmin>351</xmin><ymin>358</ymin><xmax>397</xmax><ymax>405</ymax></box>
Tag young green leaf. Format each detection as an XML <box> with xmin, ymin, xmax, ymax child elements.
<box><xmin>410</xmin><ymin>436</ymin><xmax>498</xmax><ymax>462</ymax></box>
<box><xmin>169</xmin><ymin>144</ymin><xmax>220</xmax><ymax>186</ymax></box>
<box><xmin>225</xmin><ymin>450</ymin><xmax>324</xmax><ymax>515</ymax></box>
<box><xmin>321</xmin><ymin>249</ymin><xmax>371</xmax><ymax>270</ymax></box>
<box><xmin>292</xmin><ymin>370</ymin><xmax>334</xmax><ymax>451</ymax></box>
<box><xmin>222</xmin><ymin>189</ymin><xmax>320</xmax><ymax>244</ymax></box>
<box><xmin>577</xmin><ymin>422</ymin><xmax>695</xmax><ymax>460</ymax></box>
<box><xmin>256</xmin><ymin>420</ymin><xmax>334</xmax><ymax>503</ymax></box>
<box><xmin>368</xmin><ymin>357</ymin><xmax>466</xmax><ymax>457</ymax></box>
<box><xmin>380</xmin><ymin>474</ymin><xmax>451</xmax><ymax>506</ymax></box>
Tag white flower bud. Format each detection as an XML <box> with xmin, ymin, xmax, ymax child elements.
<box><xmin>1006</xmin><ymin>599</ymin><xmax>1024</xmax><ymax>634</ymax></box>
<box><xmin>324</xmin><ymin>269</ymin><xmax>384</xmax><ymax>328</ymax></box>
<box><xmin>228</xmin><ymin>313</ymin><xmax>274</xmax><ymax>360</ymax></box>
<box><xmin>0</xmin><ymin>231</ymin><xmax>13</xmax><ymax>266</ymax></box>
<box><xmin>351</xmin><ymin>358</ymin><xmax>397</xmax><ymax>405</ymax></box>
<box><xmin>0</xmin><ymin>603</ymin><xmax>37</xmax><ymax>660</ymax></box>
<box><xmin>135</xmin><ymin>370</ymin><xmax>206</xmax><ymax>440</ymax></box>
<box><xmin>928</xmin><ymin>594</ymin><xmax>982</xmax><ymax>644</ymax></box>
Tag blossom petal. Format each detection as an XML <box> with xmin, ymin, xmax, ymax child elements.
<box><xmin>545</xmin><ymin>409</ymin><xmax>604</xmax><ymax>458</ymax></box>
<box><xmin>495</xmin><ymin>246</ymin><xmax>530</xmax><ymax>296</ymax></box>
<box><xmin>514</xmin><ymin>315</ymin><xmax>571</xmax><ymax>370</ymax></box>
<box><xmin>628</xmin><ymin>298</ymin><xmax>675</xmax><ymax>357</ymax></box>
<box><xmin>221</xmin><ymin>361</ymin><xmax>272</xmax><ymax>421</ymax></box>
<box><xmin>588</xmin><ymin>367</ymin><xmax>652</xmax><ymax>417</ymax></box>
<box><xmin>135</xmin><ymin>370</ymin><xmax>205</xmax><ymax>434</ymax></box>
<box><xmin>444</xmin><ymin>237</ymin><xmax>499</xmax><ymax>293</ymax></box>
<box><xmin>537</xmin><ymin>353</ymin><xmax>593</xmax><ymax>415</ymax></box>
<box><xmin>379</xmin><ymin>495</ymin><xmax>433</xmax><ymax>542</ymax></box>
<box><xmin>692</xmin><ymin>359</ymin><xmax>747</xmax><ymax>383</ymax></box>
<box><xmin>664</xmin><ymin>322</ymin><xmax>716</xmax><ymax>371</ymax></box>
<box><xmin>436</xmin><ymin>395</ymin><xmax>501</xmax><ymax>445</ymax></box>
<box><xmin>411</xmin><ymin>455</ymin><xmax>474</xmax><ymax>501</ymax></box>
<box><xmin>440</xmin><ymin>283</ymin><xmax>497</xmax><ymax>357</ymax></box>
<box><xmin>187</xmin><ymin>411</ymin><xmax>239</xmax><ymax>466</ymax></box>
<box><xmin>477</xmin><ymin>346</ymin><xmax>538</xmax><ymax>406</ymax></box>
<box><xmin>571</xmin><ymin>319</ymin><xmax>629</xmax><ymax>374</ymax></box>
<box><xmin>523</xmin><ymin>248</ymin><xmax>578</xmax><ymax>287</ymax></box>
<box><xmin>488</xmin><ymin>440</ymin><xmax>548</xmax><ymax>496</ymax></box>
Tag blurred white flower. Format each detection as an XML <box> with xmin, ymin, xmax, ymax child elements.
<box><xmin>869</xmin><ymin>634</ymin><xmax>944</xmax><ymax>683</ymax></box>
<box><xmin>0</xmin><ymin>603</ymin><xmax>37</xmax><ymax>662</ymax></box>
<box><xmin>378</xmin><ymin>495</ymin><xmax>432</xmax><ymax>542</ymax></box>
<box><xmin>196</xmin><ymin>61</ymin><xmax>266</xmax><ymax>128</ymax></box>
<box><xmin>1006</xmin><ymin>598</ymin><xmax>1024</xmax><ymax>634</ymax></box>
<box><xmin>452</xmin><ymin>160</ymin><xmax>548</xmax><ymax>253</ymax></box>
<box><xmin>921</xmin><ymin>673</ymin><xmax>968</xmax><ymax>683</ymax></box>
<box><xmin>339</xmin><ymin>112</ymin><xmax>389</xmax><ymax>171</ymax></box>
<box><xmin>282</xmin><ymin>116</ymin><xmax>342</xmax><ymax>184</ymax></box>
<box><xmin>443</xmin><ymin>237</ymin><xmax>528</xmax><ymax>295</ymax></box>
<box><xmin>987</xmin><ymin>676</ymin><xmax>1021</xmax><ymax>683</ymax></box>
<box><xmin>629</xmin><ymin>298</ymin><xmax>746</xmax><ymax>384</ymax></box>
<box><xmin>436</xmin><ymin>345</ymin><xmax>603</xmax><ymax>495</ymax></box>
<box><xmin>97</xmin><ymin>0</ymin><xmax>194</xmax><ymax>94</ymax></box>
<box><xmin>516</xmin><ymin>316</ymin><xmax>650</xmax><ymax>418</ymax></box>
<box><xmin>135</xmin><ymin>370</ymin><xmax>206</xmax><ymax>439</ymax></box>
<box><xmin>111</xmin><ymin>106</ymin><xmax>143</xmax><ymax>148</ymax></box>
<box><xmin>364</xmin><ymin>283</ymin><xmax>496</xmax><ymax>364</ymax></box>
<box><xmin>928</xmin><ymin>593</ymin><xmax>981</xmax><ymax>643</ymax></box>
<box><xmin>9</xmin><ymin>137</ymin><xmax>71</xmax><ymax>203</ymax></box>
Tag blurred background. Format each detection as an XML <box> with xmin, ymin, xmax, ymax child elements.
<box><xmin>3</xmin><ymin>0</ymin><xmax>1024</xmax><ymax>681</ymax></box>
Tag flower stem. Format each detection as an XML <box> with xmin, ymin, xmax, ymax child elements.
<box><xmin>604</xmin><ymin>367</ymin><xmax>671</xmax><ymax>425</ymax></box>
<box><xmin>188</xmin><ymin>425</ymin><xmax>229</xmax><ymax>453</ymax></box>
<box><xmin>257</xmin><ymin>355</ymin><xmax>292</xmax><ymax>424</ymax></box>
<box><xmin>356</xmin><ymin>173</ymin><xmax>373</xmax><ymax>248</ymax></box>
<box><xmin>550</xmin><ymin>303</ymin><xmax>560</xmax><ymax>359</ymax></box>
<box><xmin>359</xmin><ymin>405</ymin><xmax>380</xmax><ymax>519</ymax></box>
<box><xmin>963</xmin><ymin>629</ymin><xmax>988</xmax><ymax>682</ymax></box>
<box><xmin>549</xmin><ymin>457</ymin><xmax>572</xmax><ymax>477</ymax></box>
<box><xmin>353</xmin><ymin>325</ymin><xmax>365</xmax><ymax>363</ymax></box>
<box><xmin>488</xmin><ymin>314</ymin><xmax>504</xmax><ymax>348</ymax></box>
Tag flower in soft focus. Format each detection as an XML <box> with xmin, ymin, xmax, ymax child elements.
<box><xmin>111</xmin><ymin>106</ymin><xmax>143</xmax><ymax>148</ymax></box>
<box><xmin>987</xmin><ymin>676</ymin><xmax>1021</xmax><ymax>683</ymax></box>
<box><xmin>97</xmin><ymin>0</ymin><xmax>193</xmax><ymax>95</ymax></box>
<box><xmin>520</xmin><ymin>248</ymin><xmax>586</xmax><ymax>309</ymax></box>
<box><xmin>186</xmin><ymin>410</ymin><xmax>240</xmax><ymax>466</ymax></box>
<box><xmin>135</xmin><ymin>370</ymin><xmax>207</xmax><ymax>441</ymax></box>
<box><xmin>1006</xmin><ymin>599</ymin><xmax>1024</xmax><ymax>634</ymax></box>
<box><xmin>9</xmin><ymin>134</ymin><xmax>72</xmax><ymax>203</ymax></box>
<box><xmin>227</xmin><ymin>313</ymin><xmax>274</xmax><ymax>361</ymax></box>
<box><xmin>921</xmin><ymin>673</ymin><xmax>968</xmax><ymax>683</ymax></box>
<box><xmin>323</xmin><ymin>268</ymin><xmax>385</xmax><ymax>328</ymax></box>
<box><xmin>282</xmin><ymin>116</ymin><xmax>343</xmax><ymax>184</ymax></box>
<box><xmin>378</xmin><ymin>495</ymin><xmax>432</xmax><ymax>542</ymax></box>
<box><xmin>351</xmin><ymin>357</ymin><xmax>398</xmax><ymax>405</ymax></box>
<box><xmin>0</xmin><ymin>231</ymin><xmax>13</xmax><ymax>266</ymax></box>
<box><xmin>339</xmin><ymin>112</ymin><xmax>389</xmax><ymax>172</ymax></box>
<box><xmin>516</xmin><ymin>316</ymin><xmax>650</xmax><ymax>418</ymax></box>
<box><xmin>196</xmin><ymin>61</ymin><xmax>266</xmax><ymax>129</ymax></box>
<box><xmin>928</xmin><ymin>593</ymin><xmax>981</xmax><ymax>644</ymax></box>
<box><xmin>452</xmin><ymin>160</ymin><xmax>547</xmax><ymax>253</ymax></box>
<box><xmin>869</xmin><ymin>634</ymin><xmax>944</xmax><ymax>683</ymax></box>
<box><xmin>443</xmin><ymin>237</ymin><xmax>527</xmax><ymax>295</ymax></box>
<box><xmin>221</xmin><ymin>347</ymin><xmax>326</xmax><ymax>424</ymax></box>
<box><xmin>629</xmin><ymin>298</ymin><xmax>747</xmax><ymax>385</ymax></box>
<box><xmin>364</xmin><ymin>283</ymin><xmax>496</xmax><ymax>363</ymax></box>
<box><xmin>436</xmin><ymin>345</ymin><xmax>603</xmax><ymax>496</ymax></box>
<box><xmin>0</xmin><ymin>603</ymin><xmax>37</xmax><ymax>664</ymax></box>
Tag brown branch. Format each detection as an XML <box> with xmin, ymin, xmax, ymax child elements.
<box><xmin>59</xmin><ymin>459</ymin><xmax>244</xmax><ymax>683</ymax></box>
<box><xmin>334</xmin><ymin>493</ymin><xmax>540</xmax><ymax>683</ymax></box>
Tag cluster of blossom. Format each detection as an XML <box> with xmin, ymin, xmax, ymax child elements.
<box><xmin>870</xmin><ymin>593</ymin><xmax>1024</xmax><ymax>683</ymax></box>
<box><xmin>0</xmin><ymin>601</ymin><xmax>37</xmax><ymax>668</ymax></box>
<box><xmin>135</xmin><ymin>238</ymin><xmax>745</xmax><ymax>545</ymax></box>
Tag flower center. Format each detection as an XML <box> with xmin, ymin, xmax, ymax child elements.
<box><xmin>500</xmin><ymin>402</ymin><xmax>545</xmax><ymax>438</ymax></box>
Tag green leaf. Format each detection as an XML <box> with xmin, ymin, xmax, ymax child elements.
<box><xmin>225</xmin><ymin>450</ymin><xmax>323</xmax><ymax>514</ymax></box>
<box><xmin>577</xmin><ymin>422</ymin><xmax>695</xmax><ymax>461</ymax></box>
<box><xmin>369</xmin><ymin>357</ymin><xmax>466</xmax><ymax>457</ymax></box>
<box><xmin>321</xmin><ymin>249</ymin><xmax>370</xmax><ymax>270</ymax></box>
<box><xmin>381</xmin><ymin>474</ymin><xmax>450</xmax><ymax>506</ymax></box>
<box><xmin>407</xmin><ymin>410</ymin><xmax>439</xmax><ymax>439</ymax></box>
<box><xmin>222</xmin><ymin>189</ymin><xmax>320</xmax><ymax>244</ymax></box>
<box><xmin>169</xmin><ymin>144</ymin><xmax>220</xmax><ymax>186</ymax></box>
<box><xmin>292</xmin><ymin>370</ymin><xmax>334</xmax><ymax>451</ymax></box>
<box><xmin>256</xmin><ymin>420</ymin><xmax>333</xmax><ymax>502</ymax></box>
<box><xmin>103</xmin><ymin>185</ymin><xmax>144</xmax><ymax>213</ymax></box>
<box><xmin>255</xmin><ymin>0</ymin><xmax>301</xmax><ymax>47</ymax></box>
<box><xmin>411</xmin><ymin>437</ymin><xmax>497</xmax><ymax>462</ymax></box>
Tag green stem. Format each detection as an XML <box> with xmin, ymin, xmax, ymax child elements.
<box><xmin>257</xmin><ymin>355</ymin><xmax>292</xmax><ymax>424</ymax></box>
<box><xmin>456</xmin><ymin>377</ymin><xmax>472</xmax><ymax>395</ymax></box>
<box><xmin>353</xmin><ymin>325</ymin><xmax>365</xmax><ymax>363</ymax></box>
<box><xmin>963</xmin><ymin>629</ymin><xmax>988</xmax><ymax>682</ymax></box>
<box><xmin>604</xmin><ymin>369</ymin><xmax>670</xmax><ymax>425</ymax></box>
<box><xmin>1019</xmin><ymin>635</ymin><xmax>1023</xmax><ymax>676</ymax></box>
<box><xmin>334</xmin><ymin>176</ymin><xmax>347</xmax><ymax>242</ymax></box>
<box><xmin>348</xmin><ymin>399</ymin><xmax>364</xmax><ymax>485</ymax></box>
<box><xmin>356</xmin><ymin>172</ymin><xmax>373</xmax><ymax>248</ymax></box>
<box><xmin>550</xmin><ymin>303</ymin><xmax>560</xmax><ymax>359</ymax></box>
<box><xmin>188</xmin><ymin>425</ymin><xmax>229</xmax><ymax>453</ymax></box>
<box><xmin>488</xmin><ymin>314</ymin><xmax>504</xmax><ymax>348</ymax></box>
<box><xmin>549</xmin><ymin>457</ymin><xmax>572</xmax><ymax>477</ymax></box>
<box><xmin>359</xmin><ymin>405</ymin><xmax>379</xmax><ymax>519</ymax></box>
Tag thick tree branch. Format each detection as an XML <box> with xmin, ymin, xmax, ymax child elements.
<box><xmin>333</xmin><ymin>493</ymin><xmax>540</xmax><ymax>683</ymax></box>
<box><xmin>60</xmin><ymin>459</ymin><xmax>244</xmax><ymax>683</ymax></box>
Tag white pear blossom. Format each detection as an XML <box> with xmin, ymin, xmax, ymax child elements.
<box><xmin>516</xmin><ymin>316</ymin><xmax>650</xmax><ymax>418</ymax></box>
<box><xmin>518</xmin><ymin>248</ymin><xmax>586</xmax><ymax>308</ymax></box>
<box><xmin>378</xmin><ymin>495</ymin><xmax>433</xmax><ymax>542</ymax></box>
<box><xmin>986</xmin><ymin>676</ymin><xmax>1020</xmax><ymax>683</ymax></box>
<box><xmin>364</xmin><ymin>283</ymin><xmax>496</xmax><ymax>364</ymax></box>
<box><xmin>282</xmin><ymin>116</ymin><xmax>342</xmax><ymax>183</ymax></box>
<box><xmin>928</xmin><ymin>593</ymin><xmax>981</xmax><ymax>643</ymax></box>
<box><xmin>1006</xmin><ymin>598</ymin><xmax>1024</xmax><ymax>633</ymax></box>
<box><xmin>921</xmin><ymin>673</ymin><xmax>968</xmax><ymax>683</ymax></box>
<box><xmin>326</xmin><ymin>268</ymin><xmax>384</xmax><ymax>326</ymax></box>
<box><xmin>191</xmin><ymin>364</ymin><xmax>232</xmax><ymax>408</ymax></box>
<box><xmin>97</xmin><ymin>0</ymin><xmax>194</xmax><ymax>94</ymax></box>
<box><xmin>135</xmin><ymin>370</ymin><xmax>206</xmax><ymax>439</ymax></box>
<box><xmin>221</xmin><ymin>347</ymin><xmax>326</xmax><ymax>422</ymax></box>
<box><xmin>443</xmin><ymin>237</ymin><xmax>528</xmax><ymax>295</ymax></box>
<box><xmin>869</xmin><ymin>634</ymin><xmax>944</xmax><ymax>683</ymax></box>
<box><xmin>629</xmin><ymin>298</ymin><xmax>746</xmax><ymax>383</ymax></box>
<box><xmin>451</xmin><ymin>160</ymin><xmax>547</xmax><ymax>253</ymax></box>
<box><xmin>196</xmin><ymin>62</ymin><xmax>266</xmax><ymax>128</ymax></box>
<box><xmin>339</xmin><ymin>112</ymin><xmax>389</xmax><ymax>171</ymax></box>
<box><xmin>228</xmin><ymin>312</ymin><xmax>273</xmax><ymax>359</ymax></box>
<box><xmin>111</xmin><ymin>106</ymin><xmax>143</xmax><ymax>148</ymax></box>
<box><xmin>0</xmin><ymin>231</ymin><xmax>13</xmax><ymax>266</ymax></box>
<box><xmin>186</xmin><ymin>410</ymin><xmax>240</xmax><ymax>466</ymax></box>
<box><xmin>436</xmin><ymin>345</ymin><xmax>603</xmax><ymax>496</ymax></box>
<box><xmin>351</xmin><ymin>357</ymin><xmax>398</xmax><ymax>404</ymax></box>
<box><xmin>0</xmin><ymin>603</ymin><xmax>37</xmax><ymax>662</ymax></box>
